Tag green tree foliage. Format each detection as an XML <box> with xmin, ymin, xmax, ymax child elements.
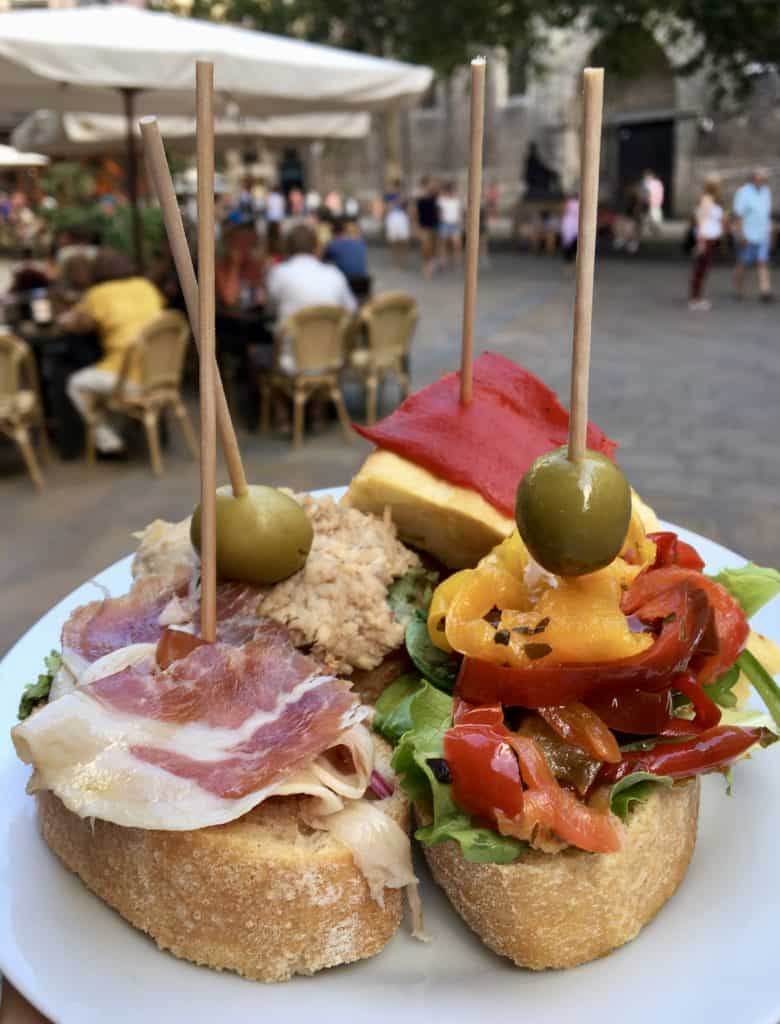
<box><xmin>546</xmin><ymin>1</ymin><xmax>780</xmax><ymax>102</ymax></box>
<box><xmin>160</xmin><ymin>0</ymin><xmax>780</xmax><ymax>101</ymax></box>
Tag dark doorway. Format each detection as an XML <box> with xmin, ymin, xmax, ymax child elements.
<box><xmin>617</xmin><ymin>119</ymin><xmax>674</xmax><ymax>216</ymax></box>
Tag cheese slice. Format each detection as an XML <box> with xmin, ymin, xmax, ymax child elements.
<box><xmin>345</xmin><ymin>449</ymin><xmax>660</xmax><ymax>570</ymax></box>
<box><xmin>344</xmin><ymin>450</ymin><xmax>513</xmax><ymax>568</ymax></box>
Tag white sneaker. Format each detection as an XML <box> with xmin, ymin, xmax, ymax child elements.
<box><xmin>94</xmin><ymin>423</ymin><xmax>126</xmax><ymax>454</ymax></box>
<box><xmin>688</xmin><ymin>299</ymin><xmax>711</xmax><ymax>312</ymax></box>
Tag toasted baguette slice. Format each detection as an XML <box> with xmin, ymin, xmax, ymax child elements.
<box><xmin>418</xmin><ymin>777</ymin><xmax>699</xmax><ymax>969</ymax></box>
<box><xmin>37</xmin><ymin>737</ymin><xmax>408</xmax><ymax>983</ymax></box>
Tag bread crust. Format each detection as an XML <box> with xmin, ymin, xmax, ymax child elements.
<box><xmin>419</xmin><ymin>778</ymin><xmax>699</xmax><ymax>969</ymax></box>
<box><xmin>36</xmin><ymin>758</ymin><xmax>408</xmax><ymax>982</ymax></box>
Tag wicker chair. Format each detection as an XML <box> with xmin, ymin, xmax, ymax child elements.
<box><xmin>349</xmin><ymin>291</ymin><xmax>417</xmax><ymax>424</ymax></box>
<box><xmin>0</xmin><ymin>332</ymin><xmax>49</xmax><ymax>490</ymax></box>
<box><xmin>86</xmin><ymin>310</ymin><xmax>198</xmax><ymax>477</ymax></box>
<box><xmin>259</xmin><ymin>304</ymin><xmax>353</xmax><ymax>449</ymax></box>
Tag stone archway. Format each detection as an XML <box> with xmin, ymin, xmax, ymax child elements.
<box><xmin>562</xmin><ymin>26</ymin><xmax>681</xmax><ymax>215</ymax></box>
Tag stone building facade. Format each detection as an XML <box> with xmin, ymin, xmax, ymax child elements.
<box><xmin>313</xmin><ymin>24</ymin><xmax>780</xmax><ymax>217</ymax></box>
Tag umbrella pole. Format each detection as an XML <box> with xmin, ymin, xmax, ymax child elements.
<box><xmin>122</xmin><ymin>87</ymin><xmax>143</xmax><ymax>270</ymax></box>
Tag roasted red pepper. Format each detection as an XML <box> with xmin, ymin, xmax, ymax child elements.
<box><xmin>444</xmin><ymin>709</ymin><xmax>624</xmax><ymax>853</ymax></box>
<box><xmin>537</xmin><ymin>703</ymin><xmax>621</xmax><ymax>762</ymax></box>
<box><xmin>444</xmin><ymin>723</ymin><xmax>524</xmax><ymax>822</ymax></box>
<box><xmin>659</xmin><ymin>671</ymin><xmax>722</xmax><ymax>735</ymax></box>
<box><xmin>622</xmin><ymin>568</ymin><xmax>749</xmax><ymax>683</ymax></box>
<box><xmin>587</xmin><ymin>688</ymin><xmax>672</xmax><ymax>735</ymax></box>
<box><xmin>600</xmin><ymin>725</ymin><xmax>767</xmax><ymax>782</ymax></box>
<box><xmin>647</xmin><ymin>532</ymin><xmax>706</xmax><ymax>573</ymax></box>
<box><xmin>456</xmin><ymin>583</ymin><xmax>710</xmax><ymax>707</ymax></box>
<box><xmin>354</xmin><ymin>353</ymin><xmax>617</xmax><ymax>518</ymax></box>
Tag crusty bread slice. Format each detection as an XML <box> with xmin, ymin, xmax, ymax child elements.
<box><xmin>418</xmin><ymin>777</ymin><xmax>699</xmax><ymax>969</ymax></box>
<box><xmin>36</xmin><ymin>737</ymin><xmax>408</xmax><ymax>983</ymax></box>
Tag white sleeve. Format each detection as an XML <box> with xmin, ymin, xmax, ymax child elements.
<box><xmin>336</xmin><ymin>269</ymin><xmax>357</xmax><ymax>312</ymax></box>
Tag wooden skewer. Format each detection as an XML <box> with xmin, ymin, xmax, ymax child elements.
<box><xmin>460</xmin><ymin>56</ymin><xmax>486</xmax><ymax>406</ymax></box>
<box><xmin>568</xmin><ymin>67</ymin><xmax>604</xmax><ymax>462</ymax></box>
<box><xmin>140</xmin><ymin>116</ymin><xmax>248</xmax><ymax>499</ymax></box>
<box><xmin>196</xmin><ymin>60</ymin><xmax>217</xmax><ymax>644</ymax></box>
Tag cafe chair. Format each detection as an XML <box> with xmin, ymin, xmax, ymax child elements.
<box><xmin>260</xmin><ymin>304</ymin><xmax>353</xmax><ymax>449</ymax></box>
<box><xmin>0</xmin><ymin>332</ymin><xmax>49</xmax><ymax>491</ymax></box>
<box><xmin>349</xmin><ymin>291</ymin><xmax>418</xmax><ymax>425</ymax></box>
<box><xmin>86</xmin><ymin>310</ymin><xmax>198</xmax><ymax>477</ymax></box>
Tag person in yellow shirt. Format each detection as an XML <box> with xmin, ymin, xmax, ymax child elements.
<box><xmin>62</xmin><ymin>248</ymin><xmax>164</xmax><ymax>454</ymax></box>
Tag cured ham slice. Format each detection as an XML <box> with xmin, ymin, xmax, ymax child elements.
<box><xmin>61</xmin><ymin>577</ymin><xmax>265</xmax><ymax>674</ymax></box>
<box><xmin>62</xmin><ymin>576</ymin><xmax>177</xmax><ymax>674</ymax></box>
<box><xmin>13</xmin><ymin>623</ymin><xmax>366</xmax><ymax>830</ymax></box>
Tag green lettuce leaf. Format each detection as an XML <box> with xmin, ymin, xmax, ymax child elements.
<box><xmin>609</xmin><ymin>772</ymin><xmax>673</xmax><ymax>821</ymax></box>
<box><xmin>719</xmin><ymin>704</ymin><xmax>780</xmax><ymax>735</ymax></box>
<box><xmin>736</xmin><ymin>650</ymin><xmax>780</xmax><ymax>730</ymax></box>
<box><xmin>380</xmin><ymin>677</ymin><xmax>525</xmax><ymax>863</ymax></box>
<box><xmin>710</xmin><ymin>563</ymin><xmax>780</xmax><ymax>619</ymax></box>
<box><xmin>387</xmin><ymin>567</ymin><xmax>439</xmax><ymax>623</ymax></box>
<box><xmin>18</xmin><ymin>650</ymin><xmax>61</xmax><ymax>721</ymax></box>
<box><xmin>405</xmin><ymin>611</ymin><xmax>460</xmax><ymax>693</ymax></box>
<box><xmin>374</xmin><ymin>674</ymin><xmax>423</xmax><ymax>746</ymax></box>
<box><xmin>703</xmin><ymin>665</ymin><xmax>740</xmax><ymax>708</ymax></box>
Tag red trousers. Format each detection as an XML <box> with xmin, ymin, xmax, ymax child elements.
<box><xmin>690</xmin><ymin>239</ymin><xmax>719</xmax><ymax>300</ymax></box>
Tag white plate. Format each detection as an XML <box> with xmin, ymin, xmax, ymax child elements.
<box><xmin>1</xmin><ymin>494</ymin><xmax>779</xmax><ymax>1024</ymax></box>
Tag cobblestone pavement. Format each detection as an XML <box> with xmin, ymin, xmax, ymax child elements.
<box><xmin>2</xmin><ymin>248</ymin><xmax>778</xmax><ymax>657</ymax></box>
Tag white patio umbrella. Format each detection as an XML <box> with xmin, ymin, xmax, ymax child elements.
<box><xmin>0</xmin><ymin>145</ymin><xmax>48</xmax><ymax>169</ymax></box>
<box><xmin>12</xmin><ymin>109</ymin><xmax>370</xmax><ymax>159</ymax></box>
<box><xmin>0</xmin><ymin>4</ymin><xmax>431</xmax><ymax>260</ymax></box>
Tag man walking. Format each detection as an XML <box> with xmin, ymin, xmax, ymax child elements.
<box><xmin>733</xmin><ymin>168</ymin><xmax>773</xmax><ymax>301</ymax></box>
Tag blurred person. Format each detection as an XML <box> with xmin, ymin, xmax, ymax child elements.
<box><xmin>383</xmin><ymin>179</ymin><xmax>411</xmax><ymax>268</ymax></box>
<box><xmin>733</xmin><ymin>168</ymin><xmax>773</xmax><ymax>301</ymax></box>
<box><xmin>61</xmin><ymin>248</ymin><xmax>164</xmax><ymax>455</ymax></box>
<box><xmin>415</xmin><ymin>177</ymin><xmax>440</xmax><ymax>279</ymax></box>
<box><xmin>344</xmin><ymin>195</ymin><xmax>360</xmax><ymax>220</ymax></box>
<box><xmin>437</xmin><ymin>181</ymin><xmax>463</xmax><ymax>268</ymax></box>
<box><xmin>325</xmin><ymin>190</ymin><xmax>343</xmax><ymax>217</ymax></box>
<box><xmin>324</xmin><ymin>216</ymin><xmax>370</xmax><ymax>300</ymax></box>
<box><xmin>560</xmin><ymin>193</ymin><xmax>579</xmax><ymax>262</ymax></box>
<box><xmin>288</xmin><ymin>187</ymin><xmax>306</xmax><ymax>217</ymax></box>
<box><xmin>265</xmin><ymin>184</ymin><xmax>286</xmax><ymax>256</ymax></box>
<box><xmin>215</xmin><ymin>224</ymin><xmax>265</xmax><ymax>310</ymax></box>
<box><xmin>267</xmin><ymin>223</ymin><xmax>356</xmax><ymax>372</ymax></box>
<box><xmin>688</xmin><ymin>177</ymin><xmax>724</xmax><ymax>312</ymax></box>
<box><xmin>613</xmin><ymin>186</ymin><xmax>643</xmax><ymax>253</ymax></box>
<box><xmin>641</xmin><ymin>169</ymin><xmax>664</xmax><ymax>237</ymax></box>
<box><xmin>305</xmin><ymin>189</ymin><xmax>321</xmax><ymax>213</ymax></box>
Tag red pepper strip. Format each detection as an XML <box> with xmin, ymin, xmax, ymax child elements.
<box><xmin>452</xmin><ymin>697</ymin><xmax>504</xmax><ymax>727</ymax></box>
<box><xmin>622</xmin><ymin>569</ymin><xmax>749</xmax><ymax>683</ymax></box>
<box><xmin>155</xmin><ymin>627</ymin><xmax>206</xmax><ymax>669</ymax></box>
<box><xmin>587</xmin><ymin>688</ymin><xmax>672</xmax><ymax>735</ymax></box>
<box><xmin>647</xmin><ymin>532</ymin><xmax>706</xmax><ymax>573</ymax></box>
<box><xmin>444</xmin><ymin>724</ymin><xmax>524</xmax><ymax>821</ymax></box>
<box><xmin>456</xmin><ymin>583</ymin><xmax>710</xmax><ymax>707</ymax></box>
<box><xmin>444</xmin><ymin>719</ymin><xmax>624</xmax><ymax>853</ymax></box>
<box><xmin>538</xmin><ymin>703</ymin><xmax>621</xmax><ymax>763</ymax></box>
<box><xmin>600</xmin><ymin>726</ymin><xmax>766</xmax><ymax>783</ymax></box>
<box><xmin>504</xmin><ymin>736</ymin><xmax>624</xmax><ymax>853</ymax></box>
<box><xmin>659</xmin><ymin>671</ymin><xmax>722</xmax><ymax>736</ymax></box>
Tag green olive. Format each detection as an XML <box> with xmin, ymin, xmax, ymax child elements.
<box><xmin>191</xmin><ymin>485</ymin><xmax>313</xmax><ymax>585</ymax></box>
<box><xmin>515</xmin><ymin>446</ymin><xmax>631</xmax><ymax>576</ymax></box>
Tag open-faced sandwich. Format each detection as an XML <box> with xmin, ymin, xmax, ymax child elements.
<box><xmin>12</xmin><ymin>491</ymin><xmax>427</xmax><ymax>982</ymax></box>
<box><xmin>347</xmin><ymin>354</ymin><xmax>780</xmax><ymax>969</ymax></box>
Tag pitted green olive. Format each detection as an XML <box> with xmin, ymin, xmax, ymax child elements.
<box><xmin>515</xmin><ymin>446</ymin><xmax>631</xmax><ymax>577</ymax></box>
<box><xmin>191</xmin><ymin>485</ymin><xmax>313</xmax><ymax>584</ymax></box>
